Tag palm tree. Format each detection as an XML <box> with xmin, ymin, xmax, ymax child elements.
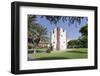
<box><xmin>28</xmin><ymin>15</ymin><xmax>48</xmax><ymax>50</ymax></box>
<box><xmin>32</xmin><ymin>24</ymin><xmax>48</xmax><ymax>48</ymax></box>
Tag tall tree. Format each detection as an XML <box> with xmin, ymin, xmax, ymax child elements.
<box><xmin>79</xmin><ymin>24</ymin><xmax>88</xmax><ymax>36</ymax></box>
<box><xmin>79</xmin><ymin>24</ymin><xmax>88</xmax><ymax>47</ymax></box>
<box><xmin>31</xmin><ymin>24</ymin><xmax>48</xmax><ymax>47</ymax></box>
<box><xmin>28</xmin><ymin>15</ymin><xmax>48</xmax><ymax>49</ymax></box>
<box><xmin>68</xmin><ymin>24</ymin><xmax>88</xmax><ymax>48</ymax></box>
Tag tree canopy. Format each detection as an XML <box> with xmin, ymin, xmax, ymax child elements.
<box><xmin>28</xmin><ymin>15</ymin><xmax>48</xmax><ymax>49</ymax></box>
<box><xmin>68</xmin><ymin>24</ymin><xmax>88</xmax><ymax>48</ymax></box>
<box><xmin>79</xmin><ymin>24</ymin><xmax>88</xmax><ymax>36</ymax></box>
<box><xmin>40</xmin><ymin>16</ymin><xmax>84</xmax><ymax>26</ymax></box>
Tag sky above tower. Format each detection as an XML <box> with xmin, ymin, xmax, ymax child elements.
<box><xmin>35</xmin><ymin>15</ymin><xmax>88</xmax><ymax>40</ymax></box>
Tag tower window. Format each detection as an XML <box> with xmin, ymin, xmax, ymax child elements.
<box><xmin>63</xmin><ymin>29</ymin><xmax>64</xmax><ymax>32</ymax></box>
<box><xmin>53</xmin><ymin>42</ymin><xmax>55</xmax><ymax>44</ymax></box>
<box><xmin>53</xmin><ymin>30</ymin><xmax>54</xmax><ymax>33</ymax></box>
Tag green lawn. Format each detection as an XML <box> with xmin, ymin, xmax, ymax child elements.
<box><xmin>28</xmin><ymin>48</ymin><xmax>88</xmax><ymax>60</ymax></box>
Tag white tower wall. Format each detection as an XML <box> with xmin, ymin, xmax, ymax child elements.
<box><xmin>51</xmin><ymin>27</ymin><xmax>67</xmax><ymax>51</ymax></box>
<box><xmin>59</xmin><ymin>28</ymin><xmax>67</xmax><ymax>50</ymax></box>
<box><xmin>51</xmin><ymin>28</ymin><xmax>57</xmax><ymax>50</ymax></box>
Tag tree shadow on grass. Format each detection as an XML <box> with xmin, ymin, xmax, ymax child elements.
<box><xmin>67</xmin><ymin>51</ymin><xmax>87</xmax><ymax>54</ymax></box>
<box><xmin>28</xmin><ymin>57</ymin><xmax>70</xmax><ymax>61</ymax></box>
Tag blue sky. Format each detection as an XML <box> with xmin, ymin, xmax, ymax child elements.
<box><xmin>35</xmin><ymin>15</ymin><xmax>88</xmax><ymax>40</ymax></box>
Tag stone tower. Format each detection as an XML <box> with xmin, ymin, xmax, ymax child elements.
<box><xmin>51</xmin><ymin>27</ymin><xmax>67</xmax><ymax>51</ymax></box>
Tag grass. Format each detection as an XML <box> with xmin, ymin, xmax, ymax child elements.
<box><xmin>28</xmin><ymin>48</ymin><xmax>88</xmax><ymax>60</ymax></box>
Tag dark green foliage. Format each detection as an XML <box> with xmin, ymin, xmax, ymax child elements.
<box><xmin>79</xmin><ymin>25</ymin><xmax>88</xmax><ymax>47</ymax></box>
<box><xmin>68</xmin><ymin>24</ymin><xmax>88</xmax><ymax>48</ymax></box>
<box><xmin>79</xmin><ymin>24</ymin><xmax>88</xmax><ymax>36</ymax></box>
<box><xmin>79</xmin><ymin>36</ymin><xmax>88</xmax><ymax>48</ymax></box>
<box><xmin>68</xmin><ymin>40</ymin><xmax>81</xmax><ymax>48</ymax></box>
